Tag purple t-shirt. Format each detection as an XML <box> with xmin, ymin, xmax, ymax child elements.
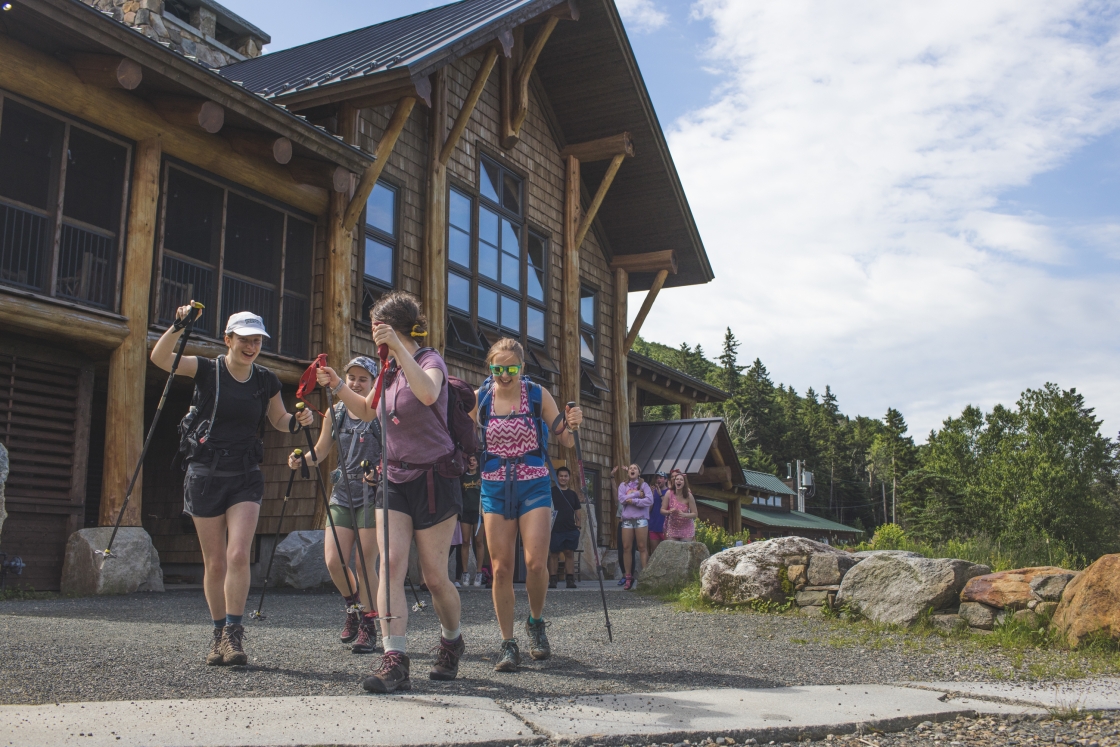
<box><xmin>383</xmin><ymin>348</ymin><xmax>454</xmax><ymax>483</ymax></box>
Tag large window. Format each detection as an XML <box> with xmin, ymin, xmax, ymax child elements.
<box><xmin>154</xmin><ymin>165</ymin><xmax>314</xmax><ymax>359</ymax></box>
<box><xmin>361</xmin><ymin>181</ymin><xmax>397</xmax><ymax>320</ymax></box>
<box><xmin>579</xmin><ymin>285</ymin><xmax>608</xmax><ymax>397</ymax></box>
<box><xmin>0</xmin><ymin>94</ymin><xmax>129</xmax><ymax>311</ymax></box>
<box><xmin>447</xmin><ymin>156</ymin><xmax>555</xmax><ymax>376</ymax></box>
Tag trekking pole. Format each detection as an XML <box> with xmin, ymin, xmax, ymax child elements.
<box><xmin>99</xmin><ymin>301</ymin><xmax>203</xmax><ymax>560</ymax></box>
<box><xmin>296</xmin><ymin>402</ymin><xmax>360</xmax><ymax>608</ymax></box>
<box><xmin>568</xmin><ymin>402</ymin><xmax>613</xmax><ymax>642</ymax></box>
<box><xmin>250</xmin><ymin>449</ymin><xmax>301</xmax><ymax>621</ymax></box>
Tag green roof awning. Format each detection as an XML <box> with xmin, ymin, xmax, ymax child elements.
<box><xmin>697</xmin><ymin>499</ymin><xmax>861</xmax><ymax>534</ymax></box>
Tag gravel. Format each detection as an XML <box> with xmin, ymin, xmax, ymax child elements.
<box><xmin>0</xmin><ymin>586</ymin><xmax>1097</xmax><ymax>705</ymax></box>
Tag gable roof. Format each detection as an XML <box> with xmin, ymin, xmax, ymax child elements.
<box><xmin>697</xmin><ymin>499</ymin><xmax>861</xmax><ymax>535</ymax></box>
<box><xmin>630</xmin><ymin>419</ymin><xmax>742</xmax><ymax>483</ymax></box>
<box><xmin>741</xmin><ymin>469</ymin><xmax>796</xmax><ymax>497</ymax></box>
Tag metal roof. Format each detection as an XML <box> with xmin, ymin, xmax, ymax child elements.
<box><xmin>697</xmin><ymin>500</ymin><xmax>861</xmax><ymax>535</ymax></box>
<box><xmin>219</xmin><ymin>0</ymin><xmax>554</xmax><ymax>98</ymax></box>
<box><xmin>741</xmin><ymin>469</ymin><xmax>796</xmax><ymax>497</ymax></box>
<box><xmin>629</xmin><ymin>419</ymin><xmax>742</xmax><ymax>483</ymax></box>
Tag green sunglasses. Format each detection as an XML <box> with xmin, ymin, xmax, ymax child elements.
<box><xmin>489</xmin><ymin>364</ymin><xmax>522</xmax><ymax>376</ymax></box>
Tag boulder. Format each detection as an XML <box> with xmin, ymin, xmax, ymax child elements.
<box><xmin>267</xmin><ymin>530</ymin><xmax>332</xmax><ymax>589</ymax></box>
<box><xmin>1052</xmin><ymin>554</ymin><xmax>1120</xmax><ymax>648</ymax></box>
<box><xmin>795</xmin><ymin>589</ymin><xmax>831</xmax><ymax>607</ymax></box>
<box><xmin>787</xmin><ymin>564</ymin><xmax>808</xmax><ymax>586</ymax></box>
<box><xmin>850</xmin><ymin>550</ymin><xmax>922</xmax><ymax>559</ymax></box>
<box><xmin>808</xmin><ymin>553</ymin><xmax>860</xmax><ymax>586</ymax></box>
<box><xmin>1035</xmin><ymin>601</ymin><xmax>1058</xmax><ymax>619</ymax></box>
<box><xmin>960</xmin><ymin>567</ymin><xmax>1077</xmax><ymax>610</ymax></box>
<box><xmin>959</xmin><ymin>601</ymin><xmax>998</xmax><ymax>630</ymax></box>
<box><xmin>60</xmin><ymin>527</ymin><xmax>164</xmax><ymax>595</ymax></box>
<box><xmin>931</xmin><ymin>614</ymin><xmax>962</xmax><ymax>633</ymax></box>
<box><xmin>599</xmin><ymin>550</ymin><xmax>620</xmax><ymax>581</ymax></box>
<box><xmin>1030</xmin><ymin>572</ymin><xmax>1078</xmax><ymax>602</ymax></box>
<box><xmin>637</xmin><ymin>541</ymin><xmax>710</xmax><ymax>591</ymax></box>
<box><xmin>1012</xmin><ymin>609</ymin><xmax>1039</xmax><ymax>628</ymax></box>
<box><xmin>0</xmin><ymin>442</ymin><xmax>7</xmax><ymax>542</ymax></box>
<box><xmin>836</xmin><ymin>554</ymin><xmax>989</xmax><ymax>626</ymax></box>
<box><xmin>699</xmin><ymin>536</ymin><xmax>845</xmax><ymax>605</ymax></box>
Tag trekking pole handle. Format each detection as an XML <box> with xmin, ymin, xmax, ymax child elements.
<box><xmin>289</xmin><ymin>402</ymin><xmax>304</xmax><ymax>434</ymax></box>
<box><xmin>295</xmin><ymin>403</ymin><xmax>316</xmax><ymax>458</ymax></box>
<box><xmin>566</xmin><ymin>402</ymin><xmax>579</xmax><ymax>430</ymax></box>
<box><xmin>172</xmin><ymin>300</ymin><xmax>204</xmax><ymax>332</ymax></box>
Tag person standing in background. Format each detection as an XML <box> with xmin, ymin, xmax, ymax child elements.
<box><xmin>647</xmin><ymin>471</ymin><xmax>669</xmax><ymax>556</ymax></box>
<box><xmin>547</xmin><ymin>466</ymin><xmax>582</xmax><ymax>589</ymax></box>
<box><xmin>459</xmin><ymin>455</ymin><xmax>486</xmax><ymax>586</ymax></box>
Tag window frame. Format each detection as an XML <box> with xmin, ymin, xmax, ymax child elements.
<box><xmin>578</xmin><ymin>283</ymin><xmax>608</xmax><ymax>398</ymax></box>
<box><xmin>0</xmin><ymin>90</ymin><xmax>132</xmax><ymax>313</ymax></box>
<box><xmin>359</xmin><ymin>177</ymin><xmax>401</xmax><ymax>323</ymax></box>
<box><xmin>150</xmin><ymin>160</ymin><xmax>316</xmax><ymax>360</ymax></box>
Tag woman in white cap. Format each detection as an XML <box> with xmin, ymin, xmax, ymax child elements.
<box><xmin>288</xmin><ymin>356</ymin><xmax>382</xmax><ymax>654</ymax></box>
<box><xmin>152</xmin><ymin>306</ymin><xmax>314</xmax><ymax>667</ymax></box>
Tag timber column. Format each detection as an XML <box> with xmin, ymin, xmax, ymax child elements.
<box><xmin>612</xmin><ymin>267</ymin><xmax>630</xmax><ymax>470</ymax></box>
<box><xmin>325</xmin><ymin>104</ymin><xmax>357</xmax><ymax>371</ymax></box>
<box><xmin>422</xmin><ymin>70</ymin><xmax>448</xmax><ymax>352</ymax></box>
<box><xmin>100</xmin><ymin>138</ymin><xmax>161</xmax><ymax>527</ymax></box>
<box><xmin>561</xmin><ymin>155</ymin><xmax>581</xmax><ymax>409</ymax></box>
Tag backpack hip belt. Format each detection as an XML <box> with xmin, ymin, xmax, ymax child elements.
<box><xmin>386</xmin><ymin>453</ymin><xmax>458</xmax><ymax>514</ymax></box>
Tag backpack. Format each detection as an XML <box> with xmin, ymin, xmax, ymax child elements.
<box><xmin>410</xmin><ymin>347</ymin><xmax>479</xmax><ymax>457</ymax></box>
<box><xmin>476</xmin><ymin>375</ymin><xmax>552</xmax><ymax>475</ymax></box>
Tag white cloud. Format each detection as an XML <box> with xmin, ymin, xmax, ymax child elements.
<box><xmin>641</xmin><ymin>0</ymin><xmax>1120</xmax><ymax>439</ymax></box>
<box><xmin>615</xmin><ymin>0</ymin><xmax>669</xmax><ymax>32</ymax></box>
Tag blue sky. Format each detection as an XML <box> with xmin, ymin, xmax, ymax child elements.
<box><xmin>227</xmin><ymin>0</ymin><xmax>1120</xmax><ymax>440</ymax></box>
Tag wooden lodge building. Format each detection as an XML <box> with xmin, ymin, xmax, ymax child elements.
<box><xmin>0</xmin><ymin>0</ymin><xmax>715</xmax><ymax>589</ymax></box>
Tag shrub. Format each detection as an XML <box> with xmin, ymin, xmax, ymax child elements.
<box><xmin>694</xmin><ymin>520</ymin><xmax>752</xmax><ymax>556</ymax></box>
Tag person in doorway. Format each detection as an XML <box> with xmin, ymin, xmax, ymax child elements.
<box><xmin>663</xmin><ymin>469</ymin><xmax>698</xmax><ymax>542</ymax></box>
<box><xmin>647</xmin><ymin>471</ymin><xmax>669</xmax><ymax>555</ymax></box>
<box><xmin>317</xmin><ymin>291</ymin><xmax>464</xmax><ymax>693</ymax></box>
<box><xmin>288</xmin><ymin>357</ymin><xmax>382</xmax><ymax>654</ymax></box>
<box><xmin>459</xmin><ymin>455</ymin><xmax>487</xmax><ymax>586</ymax></box>
<box><xmin>548</xmin><ymin>466</ymin><xmax>582</xmax><ymax>589</ymax></box>
<box><xmin>153</xmin><ymin>307</ymin><xmax>314</xmax><ymax>667</ymax></box>
<box><xmin>617</xmin><ymin>464</ymin><xmax>653</xmax><ymax>590</ymax></box>
<box><xmin>471</xmin><ymin>338</ymin><xmax>582</xmax><ymax>672</ymax></box>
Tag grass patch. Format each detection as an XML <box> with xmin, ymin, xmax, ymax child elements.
<box><xmin>649</xmin><ymin>581</ymin><xmax>795</xmax><ymax>614</ymax></box>
<box><xmin>0</xmin><ymin>585</ymin><xmax>56</xmax><ymax>602</ymax></box>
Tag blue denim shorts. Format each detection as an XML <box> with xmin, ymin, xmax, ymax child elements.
<box><xmin>481</xmin><ymin>475</ymin><xmax>553</xmax><ymax>519</ymax></box>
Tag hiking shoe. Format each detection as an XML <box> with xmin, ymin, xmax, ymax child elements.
<box><xmin>429</xmin><ymin>635</ymin><xmax>465</xmax><ymax>680</ymax></box>
<box><xmin>454</xmin><ymin>579</ymin><xmax>462</xmax><ymax>588</ymax></box>
<box><xmin>219</xmin><ymin>623</ymin><xmax>247</xmax><ymax>666</ymax></box>
<box><xmin>206</xmin><ymin>627</ymin><xmax>224</xmax><ymax>666</ymax></box>
<box><xmin>472</xmin><ymin>573</ymin><xmax>482</xmax><ymax>587</ymax></box>
<box><xmin>526</xmin><ymin>618</ymin><xmax>551</xmax><ymax>661</ymax></box>
<box><xmin>493</xmin><ymin>639</ymin><xmax>521</xmax><ymax>672</ymax></box>
<box><xmin>623</xmin><ymin>575</ymin><xmax>633</xmax><ymax>591</ymax></box>
<box><xmin>566</xmin><ymin>574</ymin><xmax>577</xmax><ymax>589</ymax></box>
<box><xmin>362</xmin><ymin>651</ymin><xmax>411</xmax><ymax>693</ymax></box>
<box><xmin>340</xmin><ymin>609</ymin><xmax>361</xmax><ymax>644</ymax></box>
<box><xmin>351</xmin><ymin>614</ymin><xmax>380</xmax><ymax>654</ymax></box>
<box><xmin>548</xmin><ymin>575</ymin><xmax>557</xmax><ymax>589</ymax></box>
<box><xmin>617</xmin><ymin>575</ymin><xmax>626</xmax><ymax>586</ymax></box>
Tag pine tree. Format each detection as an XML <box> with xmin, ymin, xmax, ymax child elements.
<box><xmin>718</xmin><ymin>327</ymin><xmax>744</xmax><ymax>396</ymax></box>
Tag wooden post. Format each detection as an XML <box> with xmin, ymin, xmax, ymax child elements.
<box><xmin>729</xmin><ymin>496</ymin><xmax>742</xmax><ymax>534</ymax></box>
<box><xmin>70</xmin><ymin>54</ymin><xmax>142</xmax><ymax>90</ymax></box>
<box><xmin>572</xmin><ymin>153</ymin><xmax>625</xmax><ymax>252</ymax></box>
<box><xmin>422</xmin><ymin>70</ymin><xmax>448</xmax><ymax>353</ymax></box>
<box><xmin>679</xmin><ymin>402</ymin><xmax>693</xmax><ymax>420</ymax></box>
<box><xmin>623</xmin><ymin>268</ymin><xmax>669</xmax><ymax>354</ymax></box>
<box><xmin>100</xmin><ymin>138</ymin><xmax>161</xmax><ymax>527</ymax></box>
<box><xmin>612</xmin><ymin>267</ymin><xmax>630</xmax><ymax>473</ymax></box>
<box><xmin>628</xmin><ymin>380</ymin><xmax>640</xmax><ymax>422</ymax></box>
<box><xmin>439</xmin><ymin>48</ymin><xmax>498</xmax><ymax>166</ymax></box>
<box><xmin>561</xmin><ymin>154</ymin><xmax>581</xmax><ymax>409</ymax></box>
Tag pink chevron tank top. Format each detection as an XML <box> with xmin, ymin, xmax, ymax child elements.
<box><xmin>481</xmin><ymin>381</ymin><xmax>549</xmax><ymax>482</ymax></box>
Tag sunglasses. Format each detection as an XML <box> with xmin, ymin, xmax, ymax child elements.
<box><xmin>489</xmin><ymin>364</ymin><xmax>522</xmax><ymax>376</ymax></box>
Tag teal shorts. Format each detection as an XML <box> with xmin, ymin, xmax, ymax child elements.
<box><xmin>481</xmin><ymin>475</ymin><xmax>553</xmax><ymax>520</ymax></box>
<box><xmin>329</xmin><ymin>503</ymin><xmax>376</xmax><ymax>530</ymax></box>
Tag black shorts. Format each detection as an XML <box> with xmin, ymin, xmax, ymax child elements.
<box><xmin>183</xmin><ymin>469</ymin><xmax>264</xmax><ymax>518</ymax></box>
<box><xmin>375</xmin><ymin>472</ymin><xmax>462</xmax><ymax>531</ymax></box>
<box><xmin>460</xmin><ymin>512</ymin><xmax>481</xmax><ymax>526</ymax></box>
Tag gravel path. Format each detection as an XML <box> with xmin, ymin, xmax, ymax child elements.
<box><xmin>0</xmin><ymin>586</ymin><xmax>1099</xmax><ymax>705</ymax></box>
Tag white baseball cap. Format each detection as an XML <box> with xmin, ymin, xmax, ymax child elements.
<box><xmin>225</xmin><ymin>311</ymin><xmax>270</xmax><ymax>338</ymax></box>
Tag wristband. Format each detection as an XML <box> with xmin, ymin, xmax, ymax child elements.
<box><xmin>331</xmin><ymin>379</ymin><xmax>345</xmax><ymax>396</ymax></box>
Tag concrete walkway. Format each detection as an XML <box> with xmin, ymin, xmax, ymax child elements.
<box><xmin>4</xmin><ymin>679</ymin><xmax>1112</xmax><ymax>747</ymax></box>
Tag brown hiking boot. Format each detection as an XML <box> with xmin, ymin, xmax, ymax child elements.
<box><xmin>429</xmin><ymin>635</ymin><xmax>465</xmax><ymax>681</ymax></box>
<box><xmin>566</xmin><ymin>574</ymin><xmax>577</xmax><ymax>588</ymax></box>
<box><xmin>206</xmin><ymin>627</ymin><xmax>225</xmax><ymax>666</ymax></box>
<box><xmin>526</xmin><ymin>617</ymin><xmax>551</xmax><ymax>660</ymax></box>
<box><xmin>362</xmin><ymin>651</ymin><xmax>411</xmax><ymax>693</ymax></box>
<box><xmin>219</xmin><ymin>623</ymin><xmax>247</xmax><ymax>666</ymax></box>
<box><xmin>340</xmin><ymin>609</ymin><xmax>361</xmax><ymax>643</ymax></box>
<box><xmin>351</xmin><ymin>614</ymin><xmax>380</xmax><ymax>654</ymax></box>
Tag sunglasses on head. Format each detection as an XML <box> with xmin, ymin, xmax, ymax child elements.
<box><xmin>489</xmin><ymin>364</ymin><xmax>522</xmax><ymax>376</ymax></box>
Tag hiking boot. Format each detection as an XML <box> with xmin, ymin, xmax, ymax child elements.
<box><xmin>493</xmin><ymin>639</ymin><xmax>521</xmax><ymax>672</ymax></box>
<box><xmin>351</xmin><ymin>614</ymin><xmax>380</xmax><ymax>654</ymax></box>
<box><xmin>206</xmin><ymin>627</ymin><xmax>225</xmax><ymax>666</ymax></box>
<box><xmin>219</xmin><ymin>623</ymin><xmax>247</xmax><ymax>666</ymax></box>
<box><xmin>566</xmin><ymin>574</ymin><xmax>577</xmax><ymax>589</ymax></box>
<box><xmin>623</xmin><ymin>575</ymin><xmax>633</xmax><ymax>591</ymax></box>
<box><xmin>340</xmin><ymin>609</ymin><xmax>361</xmax><ymax>644</ymax></box>
<box><xmin>526</xmin><ymin>618</ymin><xmax>551</xmax><ymax>661</ymax></box>
<box><xmin>429</xmin><ymin>635</ymin><xmax>465</xmax><ymax>681</ymax></box>
<box><xmin>548</xmin><ymin>575</ymin><xmax>558</xmax><ymax>589</ymax></box>
<box><xmin>362</xmin><ymin>651</ymin><xmax>411</xmax><ymax>693</ymax></box>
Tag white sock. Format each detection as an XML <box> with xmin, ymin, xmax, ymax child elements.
<box><xmin>441</xmin><ymin>625</ymin><xmax>461</xmax><ymax>641</ymax></box>
<box><xmin>385</xmin><ymin>635</ymin><xmax>407</xmax><ymax>653</ymax></box>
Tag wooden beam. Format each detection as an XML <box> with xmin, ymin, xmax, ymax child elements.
<box><xmin>560</xmin><ymin>132</ymin><xmax>634</xmax><ymax>163</ymax></box>
<box><xmin>613</xmin><ymin>267</ymin><xmax>631</xmax><ymax>472</ymax></box>
<box><xmin>100</xmin><ymin>138</ymin><xmax>161</xmax><ymax>527</ymax></box>
<box><xmin>288</xmin><ymin>158</ymin><xmax>352</xmax><ymax>193</ymax></box>
<box><xmin>610</xmin><ymin>249</ymin><xmax>677</xmax><ymax>275</ymax></box>
<box><xmin>224</xmin><ymin>128</ymin><xmax>293</xmax><ymax>165</ymax></box>
<box><xmin>680</xmin><ymin>402</ymin><xmax>694</xmax><ymax>420</ymax></box>
<box><xmin>151</xmin><ymin>95</ymin><xmax>225</xmax><ymax>134</ymax></box>
<box><xmin>545</xmin><ymin>0</ymin><xmax>580</xmax><ymax>20</ymax></box>
<box><xmin>510</xmin><ymin>16</ymin><xmax>559</xmax><ymax>133</ymax></box>
<box><xmin>498</xmin><ymin>27</ymin><xmax>522</xmax><ymax>149</ymax></box>
<box><xmin>70</xmin><ymin>53</ymin><xmax>142</xmax><ymax>90</ymax></box>
<box><xmin>561</xmin><ymin>154</ymin><xmax>581</xmax><ymax>409</ymax></box>
<box><xmin>633</xmin><ymin>371</ymin><xmax>697</xmax><ymax>407</ymax></box>
<box><xmin>0</xmin><ymin>291</ymin><xmax>129</xmax><ymax>348</ymax></box>
<box><xmin>341</xmin><ymin>96</ymin><xmax>416</xmax><ymax>233</ymax></box>
<box><xmin>422</xmin><ymin>70</ymin><xmax>448</xmax><ymax>352</ymax></box>
<box><xmin>573</xmin><ymin>152</ymin><xmax>624</xmax><ymax>252</ymax></box>
<box><xmin>623</xmin><ymin>268</ymin><xmax>669</xmax><ymax>354</ymax></box>
<box><xmin>439</xmin><ymin>48</ymin><xmax>498</xmax><ymax>166</ymax></box>
<box><xmin>628</xmin><ymin>379</ymin><xmax>640</xmax><ymax>422</ymax></box>
<box><xmin>692</xmin><ymin>465</ymin><xmax>731</xmax><ymax>486</ymax></box>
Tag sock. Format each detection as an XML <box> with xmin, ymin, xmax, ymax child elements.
<box><xmin>225</xmin><ymin>613</ymin><xmax>243</xmax><ymax>627</ymax></box>
<box><xmin>385</xmin><ymin>635</ymin><xmax>407</xmax><ymax>654</ymax></box>
<box><xmin>441</xmin><ymin>625</ymin><xmax>461</xmax><ymax>641</ymax></box>
<box><xmin>527</xmin><ymin>615</ymin><xmax>542</xmax><ymax>626</ymax></box>
<box><xmin>344</xmin><ymin>592</ymin><xmax>360</xmax><ymax>606</ymax></box>
<box><xmin>212</xmin><ymin>619</ymin><xmax>225</xmax><ymax>629</ymax></box>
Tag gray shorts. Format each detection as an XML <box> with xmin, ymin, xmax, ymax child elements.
<box><xmin>619</xmin><ymin>518</ymin><xmax>649</xmax><ymax>530</ymax></box>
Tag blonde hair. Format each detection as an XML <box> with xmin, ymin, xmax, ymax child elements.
<box><xmin>485</xmin><ymin>337</ymin><xmax>524</xmax><ymax>367</ymax></box>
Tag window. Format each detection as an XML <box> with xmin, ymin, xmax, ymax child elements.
<box><xmin>447</xmin><ymin>156</ymin><xmax>552</xmax><ymax>367</ymax></box>
<box><xmin>0</xmin><ymin>95</ymin><xmax>129</xmax><ymax>311</ymax></box>
<box><xmin>579</xmin><ymin>285</ymin><xmax>608</xmax><ymax>397</ymax></box>
<box><xmin>752</xmin><ymin>494</ymin><xmax>782</xmax><ymax>508</ymax></box>
<box><xmin>361</xmin><ymin>181</ymin><xmax>397</xmax><ymax>320</ymax></box>
<box><xmin>154</xmin><ymin>165</ymin><xmax>314</xmax><ymax>358</ymax></box>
